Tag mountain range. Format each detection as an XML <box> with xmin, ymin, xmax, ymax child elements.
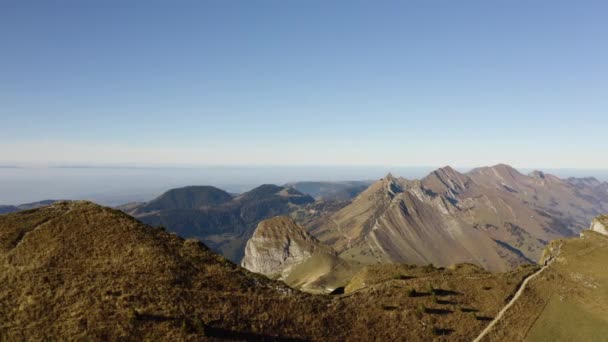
<box><xmin>311</xmin><ymin>164</ymin><xmax>608</xmax><ymax>271</ymax></box>
<box><xmin>119</xmin><ymin>164</ymin><xmax>608</xmax><ymax>274</ymax></box>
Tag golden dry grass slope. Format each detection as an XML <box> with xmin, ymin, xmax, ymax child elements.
<box><xmin>0</xmin><ymin>201</ymin><xmax>538</xmax><ymax>341</ymax></box>
<box><xmin>481</xmin><ymin>223</ymin><xmax>608</xmax><ymax>341</ymax></box>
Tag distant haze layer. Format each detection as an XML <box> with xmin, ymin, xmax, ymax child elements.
<box><xmin>2</xmin><ymin>166</ymin><xmax>608</xmax><ymax>206</ymax></box>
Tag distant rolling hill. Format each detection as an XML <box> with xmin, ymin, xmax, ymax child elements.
<box><xmin>136</xmin><ymin>186</ymin><xmax>233</xmax><ymax>211</ymax></box>
<box><xmin>285</xmin><ymin>181</ymin><xmax>372</xmax><ymax>201</ymax></box>
<box><xmin>122</xmin><ymin>184</ymin><xmax>315</xmax><ymax>262</ymax></box>
<box><xmin>0</xmin><ymin>200</ymin><xmax>58</xmax><ymax>214</ymax></box>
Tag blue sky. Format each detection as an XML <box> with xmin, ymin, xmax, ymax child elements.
<box><xmin>1</xmin><ymin>0</ymin><xmax>607</xmax><ymax>168</ymax></box>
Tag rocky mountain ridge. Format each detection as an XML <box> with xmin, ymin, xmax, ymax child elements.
<box><xmin>312</xmin><ymin>164</ymin><xmax>608</xmax><ymax>271</ymax></box>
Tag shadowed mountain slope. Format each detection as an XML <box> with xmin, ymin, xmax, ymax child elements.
<box><xmin>137</xmin><ymin>186</ymin><xmax>233</xmax><ymax>211</ymax></box>
<box><xmin>285</xmin><ymin>181</ymin><xmax>372</xmax><ymax>201</ymax></box>
<box><xmin>125</xmin><ymin>185</ymin><xmax>315</xmax><ymax>262</ymax></box>
<box><xmin>0</xmin><ymin>206</ymin><xmax>18</xmax><ymax>214</ymax></box>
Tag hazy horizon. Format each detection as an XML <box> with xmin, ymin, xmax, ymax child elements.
<box><xmin>2</xmin><ymin>164</ymin><xmax>608</xmax><ymax>206</ymax></box>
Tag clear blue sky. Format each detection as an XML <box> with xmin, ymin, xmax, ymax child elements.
<box><xmin>1</xmin><ymin>0</ymin><xmax>607</xmax><ymax>168</ymax></box>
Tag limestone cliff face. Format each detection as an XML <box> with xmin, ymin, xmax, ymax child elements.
<box><xmin>241</xmin><ymin>216</ymin><xmax>332</xmax><ymax>279</ymax></box>
<box><xmin>590</xmin><ymin>216</ymin><xmax>608</xmax><ymax>236</ymax></box>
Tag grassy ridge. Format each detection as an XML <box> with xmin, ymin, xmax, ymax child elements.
<box><xmin>1</xmin><ymin>201</ymin><xmax>538</xmax><ymax>341</ymax></box>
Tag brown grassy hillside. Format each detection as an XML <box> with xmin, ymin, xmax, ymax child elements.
<box><xmin>0</xmin><ymin>201</ymin><xmax>536</xmax><ymax>341</ymax></box>
<box><xmin>481</xmin><ymin>230</ymin><xmax>608</xmax><ymax>341</ymax></box>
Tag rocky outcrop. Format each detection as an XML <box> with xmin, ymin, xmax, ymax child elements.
<box><xmin>590</xmin><ymin>216</ymin><xmax>608</xmax><ymax>236</ymax></box>
<box><xmin>241</xmin><ymin>216</ymin><xmax>332</xmax><ymax>279</ymax></box>
<box><xmin>241</xmin><ymin>216</ymin><xmax>358</xmax><ymax>293</ymax></box>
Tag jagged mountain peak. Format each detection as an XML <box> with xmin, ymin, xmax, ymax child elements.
<box><xmin>432</xmin><ymin>165</ymin><xmax>468</xmax><ymax>179</ymax></box>
<box><xmin>422</xmin><ymin>165</ymin><xmax>471</xmax><ymax>196</ymax></box>
<box><xmin>380</xmin><ymin>172</ymin><xmax>404</xmax><ymax>197</ymax></box>
<box><xmin>349</xmin><ymin>173</ymin><xmax>403</xmax><ymax>202</ymax></box>
<box><xmin>436</xmin><ymin>165</ymin><xmax>458</xmax><ymax>173</ymax></box>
